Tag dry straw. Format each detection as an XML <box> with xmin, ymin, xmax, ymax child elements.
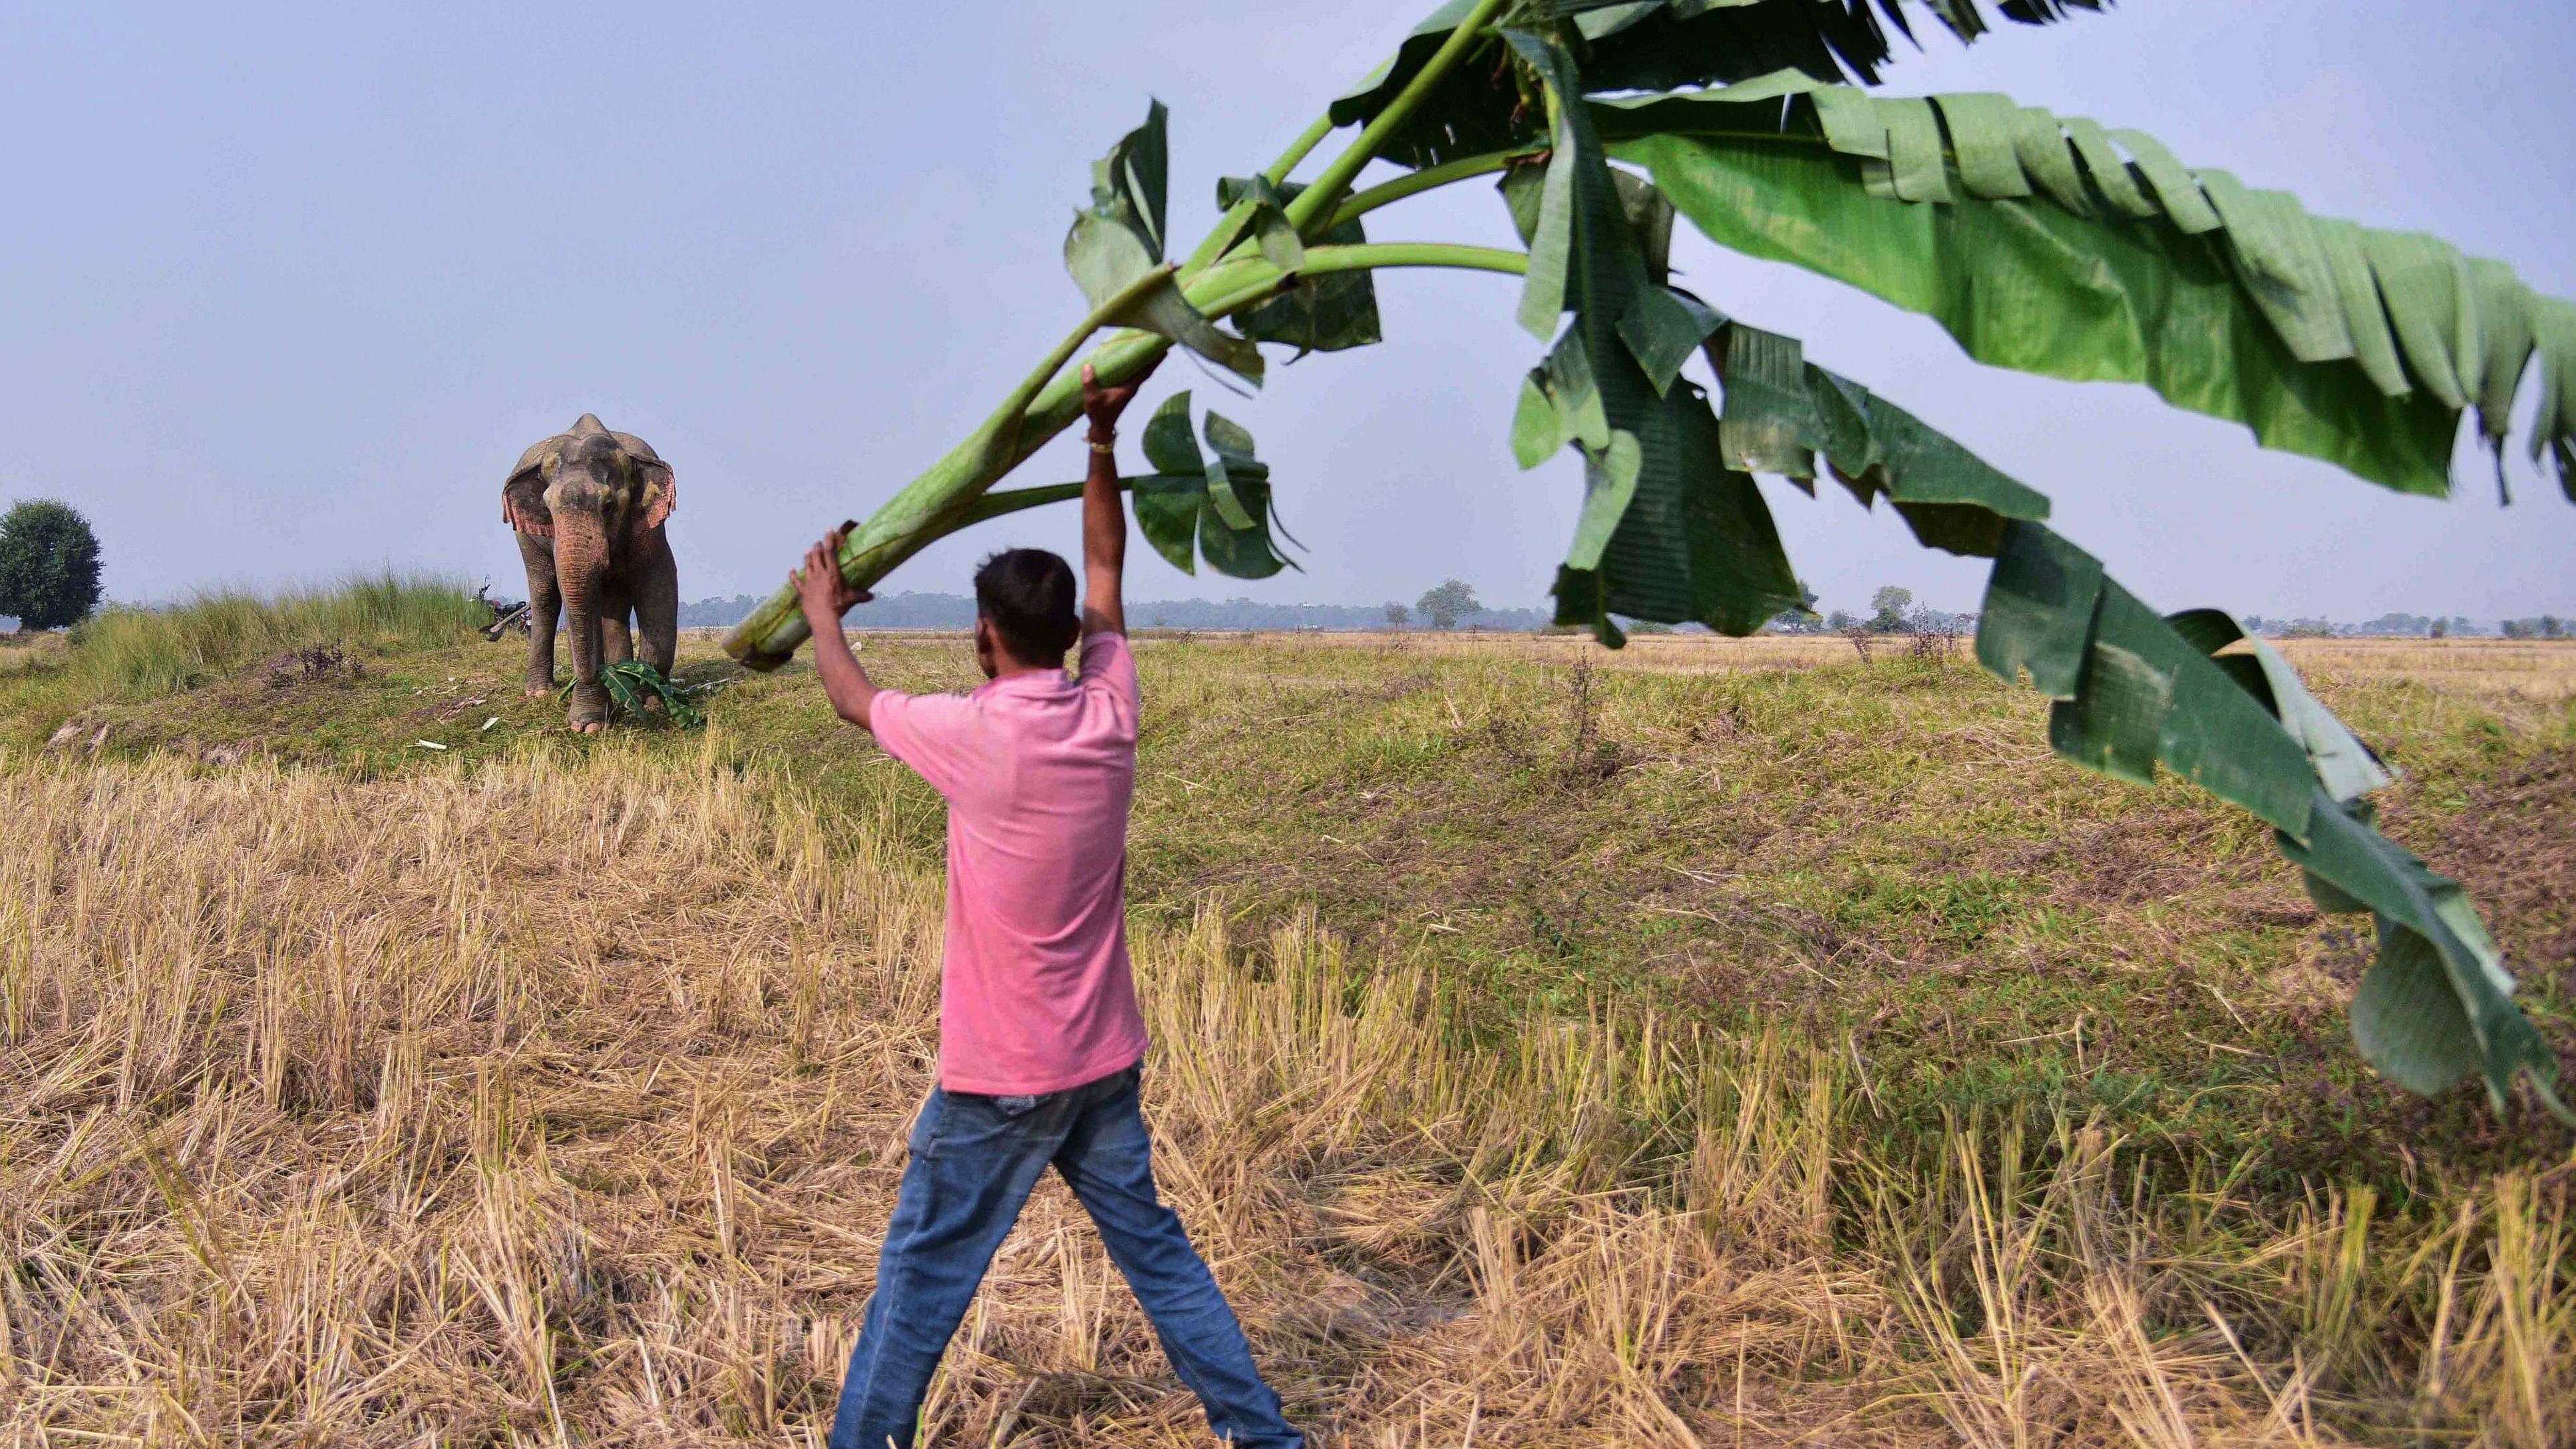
<box><xmin>0</xmin><ymin>743</ymin><xmax>2565</xmax><ymax>1444</ymax></box>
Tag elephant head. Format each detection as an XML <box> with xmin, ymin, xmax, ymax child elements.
<box><xmin>502</xmin><ymin>413</ymin><xmax>676</xmax><ymax>552</ymax></box>
<box><xmin>503</xmin><ymin>414</ymin><xmax>681</xmax><ymax>731</ymax></box>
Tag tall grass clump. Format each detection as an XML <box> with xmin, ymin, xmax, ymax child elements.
<box><xmin>63</xmin><ymin>572</ymin><xmax>484</xmax><ymax>698</ymax></box>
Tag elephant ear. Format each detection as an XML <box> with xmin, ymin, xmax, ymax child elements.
<box><xmin>503</xmin><ymin>436</ymin><xmax>559</xmax><ymax>538</ymax></box>
<box><xmin>612</xmin><ymin>431</ymin><xmax>676</xmax><ymax>530</ymax></box>
<box><xmin>640</xmin><ymin>463</ymin><xmax>677</xmax><ymax>529</ymax></box>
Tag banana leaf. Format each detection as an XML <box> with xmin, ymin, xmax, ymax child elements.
<box><xmin>1501</xmin><ymin>29</ymin><xmax>1803</xmax><ymax>640</ymax></box>
<box><xmin>1216</xmin><ymin>176</ymin><xmax>1383</xmax><ymax>355</ymax></box>
<box><xmin>1133</xmin><ymin>392</ymin><xmax>1295</xmax><ymax>578</ymax></box>
<box><xmin>566</xmin><ymin>661</ymin><xmax>705</xmax><ymax>729</ymax></box>
<box><xmin>1596</xmin><ymin>75</ymin><xmax>2576</xmax><ymax>499</ymax></box>
<box><xmin>1065</xmin><ymin>103</ymin><xmax>1264</xmax><ymax>384</ymax></box>
<box><xmin>1333</xmin><ymin>0</ymin><xmax>2103</xmax><ymax>169</ymax></box>
<box><xmin>1684</xmin><ymin>313</ymin><xmax>2568</xmax><ymax>1122</ymax></box>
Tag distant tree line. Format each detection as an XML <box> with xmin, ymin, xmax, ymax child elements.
<box><xmin>674</xmin><ymin>589</ymin><xmax>1551</xmax><ymax>632</ymax></box>
<box><xmin>671</xmin><ymin>584</ymin><xmax>2563</xmax><ymax>640</ymax></box>
<box><xmin>2241</xmin><ymin>613</ymin><xmax>2564</xmax><ymax>639</ymax></box>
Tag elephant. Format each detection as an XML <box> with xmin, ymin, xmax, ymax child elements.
<box><xmin>502</xmin><ymin>414</ymin><xmax>679</xmax><ymax>732</ymax></box>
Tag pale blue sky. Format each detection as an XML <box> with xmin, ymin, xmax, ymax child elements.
<box><xmin>2</xmin><ymin>3</ymin><xmax>2569</xmax><ymax>622</ymax></box>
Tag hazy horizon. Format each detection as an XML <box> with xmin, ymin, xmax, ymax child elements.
<box><xmin>4</xmin><ymin>3</ymin><xmax>2571</xmax><ymax>626</ymax></box>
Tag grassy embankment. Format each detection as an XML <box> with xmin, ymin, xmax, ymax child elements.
<box><xmin>1</xmin><ymin>574</ymin><xmax>486</xmax><ymax>747</ymax></box>
<box><xmin>1</xmin><ymin>584</ymin><xmax>2571</xmax><ymax>1445</ymax></box>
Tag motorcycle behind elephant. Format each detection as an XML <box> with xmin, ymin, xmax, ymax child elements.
<box><xmin>502</xmin><ymin>415</ymin><xmax>679</xmax><ymax>733</ymax></box>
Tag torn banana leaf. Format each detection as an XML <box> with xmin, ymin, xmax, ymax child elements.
<box><xmin>1065</xmin><ymin>103</ymin><xmax>1263</xmax><ymax>384</ymax></box>
<box><xmin>1217</xmin><ymin>176</ymin><xmax>1383</xmax><ymax>355</ymax></box>
<box><xmin>1702</xmin><ymin>318</ymin><xmax>2048</xmax><ymax>556</ymax></box>
<box><xmin>1598</xmin><ymin>73</ymin><xmax>2576</xmax><ymax>499</ymax></box>
<box><xmin>1213</xmin><ymin>173</ymin><xmax>1304</xmax><ymax>272</ymax></box>
<box><xmin>1981</xmin><ymin>511</ymin><xmax>2559</xmax><ymax>1132</ymax></box>
<box><xmin>1499</xmin><ymin>29</ymin><xmax>1805</xmax><ymax>642</ymax></box>
<box><xmin>1332</xmin><ymin>0</ymin><xmax>2102</xmax><ymax>170</ymax></box>
<box><xmin>1593</xmin><ymin>296</ymin><xmax>2565</xmax><ymax>1122</ymax></box>
<box><xmin>955</xmin><ymin>400</ymin><xmax>1297</xmax><ymax>582</ymax></box>
<box><xmin>1131</xmin><ymin>392</ymin><xmax>1295</xmax><ymax>578</ymax></box>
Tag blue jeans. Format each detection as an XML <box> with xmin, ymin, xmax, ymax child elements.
<box><xmin>828</xmin><ymin>1062</ymin><xmax>1302</xmax><ymax>1449</ymax></box>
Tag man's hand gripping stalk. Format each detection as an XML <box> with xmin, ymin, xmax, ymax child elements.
<box><xmin>793</xmin><ymin>524</ymin><xmax>879</xmax><ymax>728</ymax></box>
<box><xmin>791</xmin><ymin>355</ymin><xmax>1159</xmax><ymax>727</ymax></box>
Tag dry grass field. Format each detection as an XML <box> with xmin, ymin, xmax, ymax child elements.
<box><xmin>0</xmin><ymin>632</ymin><xmax>67</xmax><ymax>676</ymax></box>
<box><xmin>1216</xmin><ymin>630</ymin><xmax>2576</xmax><ymax>702</ymax></box>
<box><xmin>2264</xmin><ymin>637</ymin><xmax>2576</xmax><ymax>702</ymax></box>
<box><xmin>3</xmin><ymin>602</ymin><xmax>2572</xmax><ymax>1446</ymax></box>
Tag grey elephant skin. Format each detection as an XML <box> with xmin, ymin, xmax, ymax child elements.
<box><xmin>502</xmin><ymin>415</ymin><xmax>679</xmax><ymax>732</ymax></box>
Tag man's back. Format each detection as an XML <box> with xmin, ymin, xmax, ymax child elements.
<box><xmin>792</xmin><ymin>358</ymin><xmax>1302</xmax><ymax>1449</ymax></box>
<box><xmin>867</xmin><ymin>631</ymin><xmax>1147</xmax><ymax>1095</ymax></box>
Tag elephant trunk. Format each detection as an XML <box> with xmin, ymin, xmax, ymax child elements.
<box><xmin>553</xmin><ymin>511</ymin><xmax>610</xmax><ymax>695</ymax></box>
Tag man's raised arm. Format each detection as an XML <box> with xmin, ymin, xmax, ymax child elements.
<box><xmin>1079</xmin><ymin>359</ymin><xmax>1157</xmax><ymax>638</ymax></box>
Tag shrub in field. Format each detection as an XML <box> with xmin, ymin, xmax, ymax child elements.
<box><xmin>0</xmin><ymin>498</ymin><xmax>103</xmax><ymax>631</ymax></box>
<box><xmin>717</xmin><ymin>3</ymin><xmax>2575</xmax><ymax>1122</ymax></box>
<box><xmin>1417</xmin><ymin>578</ymin><xmax>1481</xmax><ymax>630</ymax></box>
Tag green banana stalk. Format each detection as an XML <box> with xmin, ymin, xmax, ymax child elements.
<box><xmin>715</xmin><ymin>1</ymin><xmax>2575</xmax><ymax>1123</ymax></box>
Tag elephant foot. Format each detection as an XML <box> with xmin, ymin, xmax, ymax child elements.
<box><xmin>566</xmin><ymin>682</ymin><xmax>610</xmax><ymax>733</ymax></box>
<box><xmin>525</xmin><ymin>684</ymin><xmax>555</xmax><ymax>699</ymax></box>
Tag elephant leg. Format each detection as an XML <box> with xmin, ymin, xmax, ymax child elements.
<box><xmin>516</xmin><ymin>532</ymin><xmax>562</xmax><ymax>697</ymax></box>
<box><xmin>564</xmin><ymin>608</ymin><xmax>608</xmax><ymax>731</ymax></box>
<box><xmin>598</xmin><ymin>578</ymin><xmax>636</xmax><ymax>668</ymax></box>
<box><xmin>634</xmin><ymin>528</ymin><xmax>679</xmax><ymax>680</ymax></box>
<box><xmin>558</xmin><ymin>554</ymin><xmax>610</xmax><ymax>734</ymax></box>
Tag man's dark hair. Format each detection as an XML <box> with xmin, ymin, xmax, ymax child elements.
<box><xmin>974</xmin><ymin>548</ymin><xmax>1079</xmax><ymax>663</ymax></box>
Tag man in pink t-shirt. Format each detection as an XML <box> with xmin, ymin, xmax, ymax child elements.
<box><xmin>794</xmin><ymin>361</ymin><xmax>1301</xmax><ymax>1449</ymax></box>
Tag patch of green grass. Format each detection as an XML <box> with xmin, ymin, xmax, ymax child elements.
<box><xmin>1833</xmin><ymin>871</ymin><xmax>2022</xmax><ymax>947</ymax></box>
<box><xmin>0</xmin><ymin>574</ymin><xmax>490</xmax><ymax>749</ymax></box>
<box><xmin>70</xmin><ymin>574</ymin><xmax>487</xmax><ymax>697</ymax></box>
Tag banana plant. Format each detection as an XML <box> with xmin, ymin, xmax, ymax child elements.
<box><xmin>725</xmin><ymin>1</ymin><xmax>2575</xmax><ymax>1124</ymax></box>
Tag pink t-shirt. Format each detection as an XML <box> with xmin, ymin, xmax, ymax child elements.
<box><xmin>866</xmin><ymin>632</ymin><xmax>1149</xmax><ymax>1095</ymax></box>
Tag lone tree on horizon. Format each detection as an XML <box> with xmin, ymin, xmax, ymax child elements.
<box><xmin>1868</xmin><ymin>584</ymin><xmax>1914</xmax><ymax>634</ymax></box>
<box><xmin>0</xmin><ymin>499</ymin><xmax>102</xmax><ymax>632</ymax></box>
<box><xmin>1416</xmin><ymin>579</ymin><xmax>1480</xmax><ymax>630</ymax></box>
